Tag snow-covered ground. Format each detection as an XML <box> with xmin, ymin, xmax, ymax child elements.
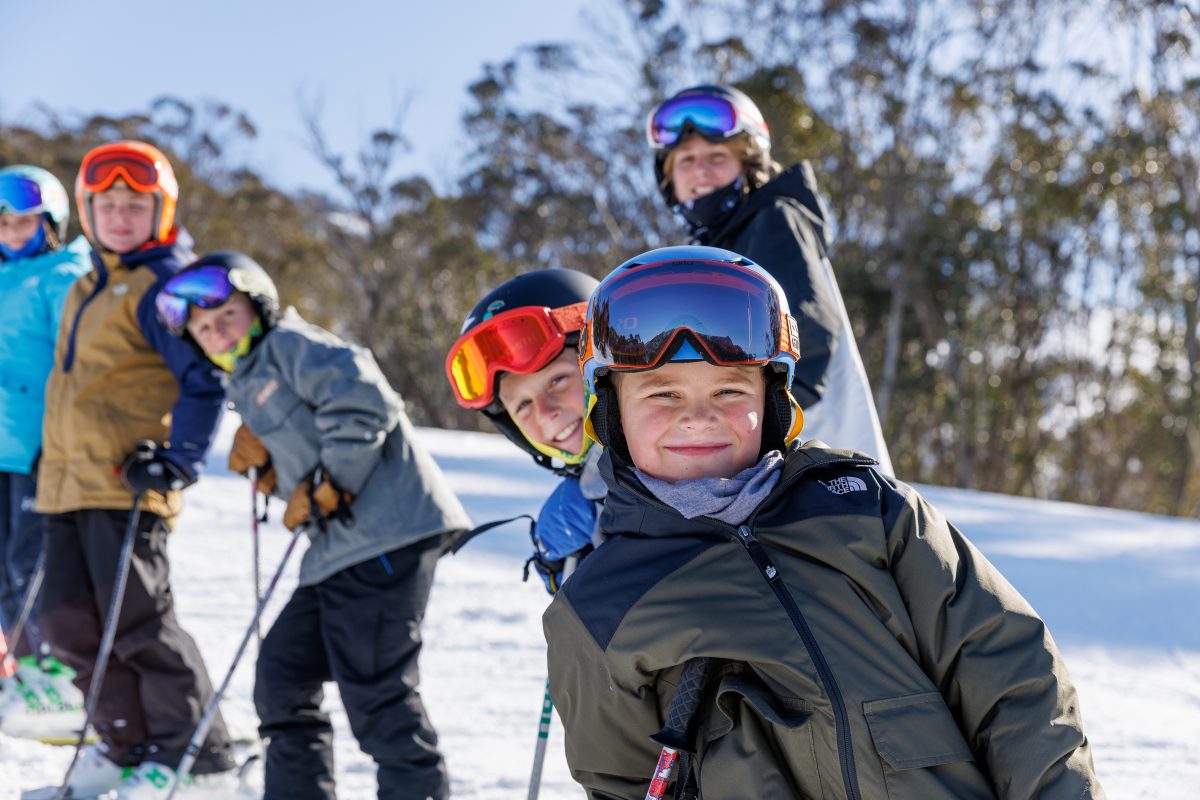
<box><xmin>3</xmin><ymin>413</ymin><xmax>1198</xmax><ymax>798</ymax></box>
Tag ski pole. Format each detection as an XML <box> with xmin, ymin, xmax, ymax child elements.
<box><xmin>644</xmin><ymin>657</ymin><xmax>716</xmax><ymax>800</ymax></box>
<box><xmin>164</xmin><ymin>525</ymin><xmax>304</xmax><ymax>800</ymax></box>
<box><xmin>0</xmin><ymin>548</ymin><xmax>47</xmax><ymax>676</ymax></box>
<box><xmin>526</xmin><ymin>554</ymin><xmax>577</xmax><ymax>800</ymax></box>
<box><xmin>249</xmin><ymin>467</ymin><xmax>263</xmax><ymax>647</ymax></box>
<box><xmin>55</xmin><ymin>495</ymin><xmax>143</xmax><ymax>800</ymax></box>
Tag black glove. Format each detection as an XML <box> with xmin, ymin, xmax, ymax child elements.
<box><xmin>119</xmin><ymin>441</ymin><xmax>196</xmax><ymax>495</ymax></box>
<box><xmin>523</xmin><ymin>544</ymin><xmax>592</xmax><ymax>594</ymax></box>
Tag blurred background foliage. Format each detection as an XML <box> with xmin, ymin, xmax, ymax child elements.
<box><xmin>3</xmin><ymin>0</ymin><xmax>1197</xmax><ymax>516</ymax></box>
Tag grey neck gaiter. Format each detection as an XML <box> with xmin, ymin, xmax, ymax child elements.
<box><xmin>635</xmin><ymin>451</ymin><xmax>785</xmax><ymax>525</ymax></box>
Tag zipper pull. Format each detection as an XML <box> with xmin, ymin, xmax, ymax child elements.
<box><xmin>736</xmin><ymin>525</ymin><xmax>779</xmax><ymax>581</ymax></box>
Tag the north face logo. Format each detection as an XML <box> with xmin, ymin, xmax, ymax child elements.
<box><xmin>820</xmin><ymin>476</ymin><xmax>868</xmax><ymax>495</ymax></box>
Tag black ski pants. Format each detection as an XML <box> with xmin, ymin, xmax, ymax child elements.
<box><xmin>39</xmin><ymin>508</ymin><xmax>235</xmax><ymax>774</ymax></box>
<box><xmin>0</xmin><ymin>470</ymin><xmax>43</xmax><ymax>658</ymax></box>
<box><xmin>254</xmin><ymin>534</ymin><xmax>447</xmax><ymax>800</ymax></box>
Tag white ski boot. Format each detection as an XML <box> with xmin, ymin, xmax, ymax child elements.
<box><xmin>0</xmin><ymin>655</ymin><xmax>87</xmax><ymax>744</ymax></box>
<box><xmin>113</xmin><ymin>761</ymin><xmax>244</xmax><ymax>799</ymax></box>
<box><xmin>20</xmin><ymin>742</ymin><xmax>130</xmax><ymax>799</ymax></box>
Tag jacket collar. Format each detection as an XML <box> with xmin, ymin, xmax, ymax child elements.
<box><xmin>693</xmin><ymin>163</ymin><xmax>812</xmax><ymax>246</ymax></box>
<box><xmin>596</xmin><ymin>440</ymin><xmax>877</xmax><ymax>539</ymax></box>
<box><xmin>90</xmin><ymin>227</ymin><xmax>195</xmax><ymax>275</ymax></box>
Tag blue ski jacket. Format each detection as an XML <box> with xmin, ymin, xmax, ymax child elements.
<box><xmin>0</xmin><ymin>236</ymin><xmax>92</xmax><ymax>473</ymax></box>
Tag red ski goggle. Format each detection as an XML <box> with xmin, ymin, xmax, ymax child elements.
<box><xmin>81</xmin><ymin>149</ymin><xmax>176</xmax><ymax>195</ymax></box>
<box><xmin>446</xmin><ymin>302</ymin><xmax>588</xmax><ymax>409</ymax></box>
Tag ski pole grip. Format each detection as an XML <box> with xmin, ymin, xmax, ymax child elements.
<box><xmin>651</xmin><ymin>656</ymin><xmax>715</xmax><ymax>752</ymax></box>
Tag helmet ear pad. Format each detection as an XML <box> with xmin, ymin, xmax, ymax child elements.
<box><xmin>247</xmin><ymin>295</ymin><xmax>278</xmax><ymax>330</ymax></box>
<box><xmin>761</xmin><ymin>367</ymin><xmax>798</xmax><ymax>456</ymax></box>
<box><xmin>589</xmin><ymin>375</ymin><xmax>632</xmax><ymax>466</ymax></box>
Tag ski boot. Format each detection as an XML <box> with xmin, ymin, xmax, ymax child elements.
<box><xmin>113</xmin><ymin>761</ymin><xmax>243</xmax><ymax>798</ymax></box>
<box><xmin>0</xmin><ymin>655</ymin><xmax>87</xmax><ymax>744</ymax></box>
<box><xmin>20</xmin><ymin>742</ymin><xmax>131</xmax><ymax>799</ymax></box>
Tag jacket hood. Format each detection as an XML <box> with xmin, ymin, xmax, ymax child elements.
<box><xmin>596</xmin><ymin>441</ymin><xmax>878</xmax><ymax>540</ymax></box>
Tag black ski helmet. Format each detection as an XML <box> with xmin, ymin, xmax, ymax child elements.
<box><xmin>458</xmin><ymin>267</ymin><xmax>599</xmax><ymax>475</ymax></box>
<box><xmin>648</xmin><ymin>84</ymin><xmax>774</xmax><ymax>207</ymax></box>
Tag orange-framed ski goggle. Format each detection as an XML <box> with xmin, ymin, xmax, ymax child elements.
<box><xmin>80</xmin><ymin>146</ymin><xmax>178</xmax><ymax>197</ymax></box>
<box><xmin>578</xmin><ymin>257</ymin><xmax>801</xmax><ymax>381</ymax></box>
<box><xmin>446</xmin><ymin>302</ymin><xmax>588</xmax><ymax>410</ymax></box>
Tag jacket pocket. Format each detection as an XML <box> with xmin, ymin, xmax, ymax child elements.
<box><xmin>241</xmin><ymin>375</ymin><xmax>307</xmax><ymax>435</ymax></box>
<box><xmin>695</xmin><ymin>671</ymin><xmax>822</xmax><ymax>798</ymax></box>
<box><xmin>863</xmin><ymin>692</ymin><xmax>994</xmax><ymax>800</ymax></box>
<box><xmin>863</xmin><ymin>691</ymin><xmax>971</xmax><ymax>769</ymax></box>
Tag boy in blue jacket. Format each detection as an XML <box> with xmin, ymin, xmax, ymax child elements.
<box><xmin>0</xmin><ymin>165</ymin><xmax>91</xmax><ymax>742</ymax></box>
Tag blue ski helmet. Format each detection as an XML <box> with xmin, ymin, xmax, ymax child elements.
<box><xmin>0</xmin><ymin>165</ymin><xmax>71</xmax><ymax>242</ymax></box>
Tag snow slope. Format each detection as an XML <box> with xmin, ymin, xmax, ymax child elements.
<box><xmin>3</xmin><ymin>414</ymin><xmax>1197</xmax><ymax>798</ymax></box>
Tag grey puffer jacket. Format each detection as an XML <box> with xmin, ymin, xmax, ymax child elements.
<box><xmin>227</xmin><ymin>309</ymin><xmax>471</xmax><ymax>586</ymax></box>
<box><xmin>544</xmin><ymin>443</ymin><xmax>1103</xmax><ymax>799</ymax></box>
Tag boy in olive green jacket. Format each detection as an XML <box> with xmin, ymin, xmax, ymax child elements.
<box><xmin>544</xmin><ymin>246</ymin><xmax>1103</xmax><ymax>799</ymax></box>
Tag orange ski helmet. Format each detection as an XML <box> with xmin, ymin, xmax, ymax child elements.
<box><xmin>76</xmin><ymin>140</ymin><xmax>179</xmax><ymax>246</ymax></box>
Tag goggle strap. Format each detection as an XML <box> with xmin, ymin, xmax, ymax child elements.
<box><xmin>548</xmin><ymin>302</ymin><xmax>588</xmax><ymax>334</ymax></box>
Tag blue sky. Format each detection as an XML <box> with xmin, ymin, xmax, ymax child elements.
<box><xmin>2</xmin><ymin>0</ymin><xmax>589</xmax><ymax>194</ymax></box>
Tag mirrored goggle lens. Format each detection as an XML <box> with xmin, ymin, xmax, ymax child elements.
<box><xmin>649</xmin><ymin>94</ymin><xmax>738</xmax><ymax>148</ymax></box>
<box><xmin>83</xmin><ymin>152</ymin><xmax>159</xmax><ymax>192</ymax></box>
<box><xmin>156</xmin><ymin>266</ymin><xmax>237</xmax><ymax>331</ymax></box>
<box><xmin>590</xmin><ymin>261</ymin><xmax>782</xmax><ymax>368</ymax></box>
<box><xmin>0</xmin><ymin>174</ymin><xmax>45</xmax><ymax>214</ymax></box>
<box><xmin>447</xmin><ymin>309</ymin><xmax>566</xmax><ymax>408</ymax></box>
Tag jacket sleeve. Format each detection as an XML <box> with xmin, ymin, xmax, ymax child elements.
<box><xmin>883</xmin><ymin>482</ymin><xmax>1103</xmax><ymax>799</ymax></box>
<box><xmin>736</xmin><ymin>194</ymin><xmax>841</xmax><ymax>408</ymax></box>
<box><xmin>274</xmin><ymin>329</ymin><xmax>400</xmax><ymax>496</ymax></box>
<box><xmin>544</xmin><ymin>595</ymin><xmax>665</xmax><ymax>800</ymax></box>
<box><xmin>136</xmin><ymin>289</ymin><xmax>225</xmax><ymax>478</ymax></box>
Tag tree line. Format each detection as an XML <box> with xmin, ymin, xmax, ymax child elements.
<box><xmin>3</xmin><ymin>0</ymin><xmax>1197</xmax><ymax>517</ymax></box>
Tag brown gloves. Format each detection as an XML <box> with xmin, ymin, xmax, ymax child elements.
<box><xmin>283</xmin><ymin>468</ymin><xmax>355</xmax><ymax>532</ymax></box>
<box><xmin>231</xmin><ymin>425</ymin><xmax>354</xmax><ymax>532</ymax></box>
<box><xmin>228</xmin><ymin>424</ymin><xmax>277</xmax><ymax>495</ymax></box>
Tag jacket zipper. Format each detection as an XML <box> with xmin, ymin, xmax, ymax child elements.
<box><xmin>737</xmin><ymin>455</ymin><xmax>868</xmax><ymax>800</ymax></box>
<box><xmin>733</xmin><ymin>522</ymin><xmax>862</xmax><ymax>800</ymax></box>
<box><xmin>616</xmin><ymin>455</ymin><xmax>870</xmax><ymax>799</ymax></box>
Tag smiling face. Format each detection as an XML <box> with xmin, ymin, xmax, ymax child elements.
<box><xmin>185</xmin><ymin>292</ymin><xmax>259</xmax><ymax>357</ymax></box>
<box><xmin>614</xmin><ymin>360</ymin><xmax>766</xmax><ymax>483</ymax></box>
<box><xmin>0</xmin><ymin>212</ymin><xmax>42</xmax><ymax>252</ymax></box>
<box><xmin>498</xmin><ymin>348</ymin><xmax>588</xmax><ymax>456</ymax></box>
<box><xmin>668</xmin><ymin>136</ymin><xmax>743</xmax><ymax>204</ymax></box>
<box><xmin>91</xmin><ymin>182</ymin><xmax>156</xmax><ymax>253</ymax></box>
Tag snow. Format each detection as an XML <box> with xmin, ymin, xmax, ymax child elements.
<box><xmin>3</xmin><ymin>413</ymin><xmax>1198</xmax><ymax>798</ymax></box>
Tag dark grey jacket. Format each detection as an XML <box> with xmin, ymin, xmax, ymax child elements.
<box><xmin>227</xmin><ymin>310</ymin><xmax>471</xmax><ymax>586</ymax></box>
<box><xmin>543</xmin><ymin>444</ymin><xmax>1103</xmax><ymax>799</ymax></box>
